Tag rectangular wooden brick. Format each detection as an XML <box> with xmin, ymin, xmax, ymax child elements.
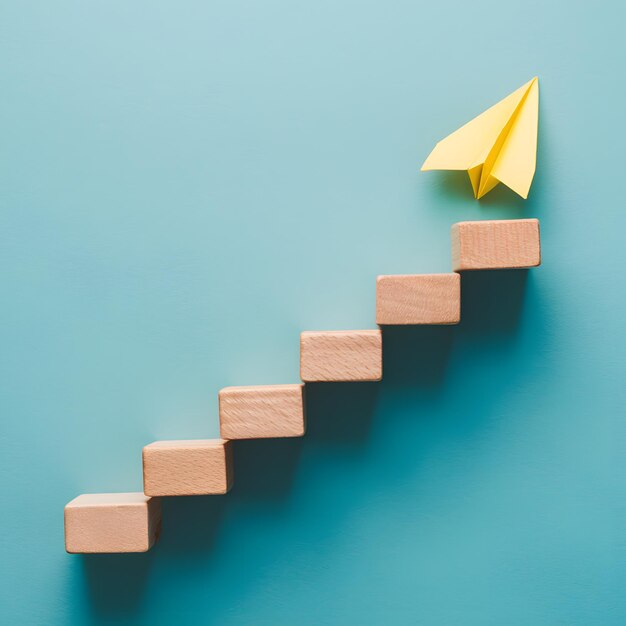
<box><xmin>219</xmin><ymin>384</ymin><xmax>305</xmax><ymax>440</ymax></box>
<box><xmin>143</xmin><ymin>439</ymin><xmax>233</xmax><ymax>497</ymax></box>
<box><xmin>64</xmin><ymin>493</ymin><xmax>161</xmax><ymax>554</ymax></box>
<box><xmin>376</xmin><ymin>273</ymin><xmax>460</xmax><ymax>325</ymax></box>
<box><xmin>300</xmin><ymin>330</ymin><xmax>382</xmax><ymax>382</ymax></box>
<box><xmin>451</xmin><ymin>218</ymin><xmax>541</xmax><ymax>271</ymax></box>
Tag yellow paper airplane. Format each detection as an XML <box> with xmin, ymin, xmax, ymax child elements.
<box><xmin>421</xmin><ymin>77</ymin><xmax>539</xmax><ymax>199</ymax></box>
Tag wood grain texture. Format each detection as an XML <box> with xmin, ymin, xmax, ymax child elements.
<box><xmin>300</xmin><ymin>330</ymin><xmax>382</xmax><ymax>382</ymax></box>
<box><xmin>64</xmin><ymin>493</ymin><xmax>161</xmax><ymax>554</ymax></box>
<box><xmin>142</xmin><ymin>439</ymin><xmax>233</xmax><ymax>497</ymax></box>
<box><xmin>376</xmin><ymin>273</ymin><xmax>460</xmax><ymax>325</ymax></box>
<box><xmin>451</xmin><ymin>218</ymin><xmax>541</xmax><ymax>271</ymax></box>
<box><xmin>219</xmin><ymin>384</ymin><xmax>305</xmax><ymax>440</ymax></box>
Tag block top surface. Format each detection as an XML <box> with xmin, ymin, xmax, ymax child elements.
<box><xmin>377</xmin><ymin>272</ymin><xmax>459</xmax><ymax>281</ymax></box>
<box><xmin>453</xmin><ymin>217</ymin><xmax>539</xmax><ymax>228</ymax></box>
<box><xmin>66</xmin><ymin>493</ymin><xmax>151</xmax><ymax>508</ymax></box>
<box><xmin>220</xmin><ymin>383</ymin><xmax>303</xmax><ymax>395</ymax></box>
<box><xmin>301</xmin><ymin>329</ymin><xmax>380</xmax><ymax>338</ymax></box>
<box><xmin>144</xmin><ymin>439</ymin><xmax>228</xmax><ymax>450</ymax></box>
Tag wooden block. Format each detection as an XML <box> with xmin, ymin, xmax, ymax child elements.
<box><xmin>64</xmin><ymin>493</ymin><xmax>161</xmax><ymax>554</ymax></box>
<box><xmin>376</xmin><ymin>273</ymin><xmax>460</xmax><ymax>325</ymax></box>
<box><xmin>300</xmin><ymin>330</ymin><xmax>382</xmax><ymax>382</ymax></box>
<box><xmin>451</xmin><ymin>218</ymin><xmax>541</xmax><ymax>271</ymax></box>
<box><xmin>219</xmin><ymin>384</ymin><xmax>305</xmax><ymax>440</ymax></box>
<box><xmin>143</xmin><ymin>439</ymin><xmax>233</xmax><ymax>497</ymax></box>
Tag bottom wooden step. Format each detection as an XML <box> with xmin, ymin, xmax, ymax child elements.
<box><xmin>64</xmin><ymin>493</ymin><xmax>161</xmax><ymax>554</ymax></box>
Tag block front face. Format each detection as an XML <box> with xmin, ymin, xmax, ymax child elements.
<box><xmin>143</xmin><ymin>439</ymin><xmax>233</xmax><ymax>496</ymax></box>
<box><xmin>219</xmin><ymin>384</ymin><xmax>305</xmax><ymax>440</ymax></box>
<box><xmin>300</xmin><ymin>330</ymin><xmax>382</xmax><ymax>382</ymax></box>
<box><xmin>376</xmin><ymin>274</ymin><xmax>460</xmax><ymax>325</ymax></box>
<box><xmin>451</xmin><ymin>218</ymin><xmax>541</xmax><ymax>271</ymax></box>
<box><xmin>64</xmin><ymin>493</ymin><xmax>161</xmax><ymax>554</ymax></box>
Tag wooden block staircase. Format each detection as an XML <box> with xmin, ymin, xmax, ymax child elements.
<box><xmin>64</xmin><ymin>218</ymin><xmax>541</xmax><ymax>554</ymax></box>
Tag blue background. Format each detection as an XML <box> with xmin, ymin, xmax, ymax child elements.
<box><xmin>1</xmin><ymin>1</ymin><xmax>624</xmax><ymax>624</ymax></box>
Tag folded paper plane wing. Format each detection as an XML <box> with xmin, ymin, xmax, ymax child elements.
<box><xmin>421</xmin><ymin>77</ymin><xmax>539</xmax><ymax>199</ymax></box>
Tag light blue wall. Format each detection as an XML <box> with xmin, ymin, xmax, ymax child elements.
<box><xmin>1</xmin><ymin>1</ymin><xmax>624</xmax><ymax>624</ymax></box>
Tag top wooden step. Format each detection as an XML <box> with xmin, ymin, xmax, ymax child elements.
<box><xmin>451</xmin><ymin>218</ymin><xmax>541</xmax><ymax>271</ymax></box>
